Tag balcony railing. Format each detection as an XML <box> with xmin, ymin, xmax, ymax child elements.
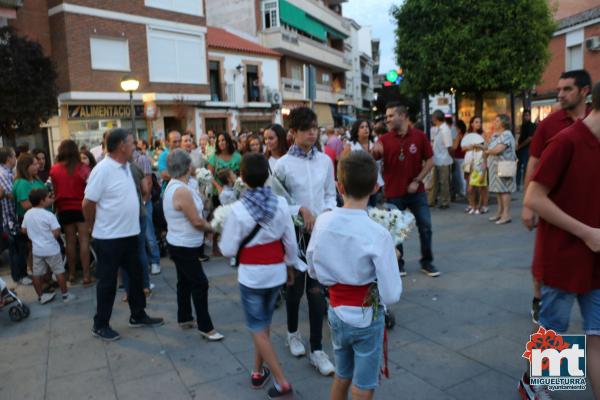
<box><xmin>0</xmin><ymin>0</ymin><xmax>23</xmax><ymax>7</ymax></box>
<box><xmin>282</xmin><ymin>78</ymin><xmax>304</xmax><ymax>93</ymax></box>
<box><xmin>361</xmin><ymin>74</ymin><xmax>370</xmax><ymax>84</ymax></box>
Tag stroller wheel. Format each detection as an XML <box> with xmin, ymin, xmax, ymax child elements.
<box><xmin>384</xmin><ymin>310</ymin><xmax>396</xmax><ymax>330</ymax></box>
<box><xmin>9</xmin><ymin>306</ymin><xmax>23</xmax><ymax>322</ymax></box>
<box><xmin>21</xmin><ymin>304</ymin><xmax>30</xmax><ymax>318</ymax></box>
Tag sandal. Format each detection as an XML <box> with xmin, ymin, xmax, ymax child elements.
<box><xmin>82</xmin><ymin>277</ymin><xmax>97</xmax><ymax>288</ymax></box>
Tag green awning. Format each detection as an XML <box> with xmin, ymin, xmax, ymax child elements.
<box><xmin>278</xmin><ymin>0</ymin><xmax>348</xmax><ymax>41</ymax></box>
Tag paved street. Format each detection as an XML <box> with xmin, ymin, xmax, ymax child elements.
<box><xmin>0</xmin><ymin>197</ymin><xmax>595</xmax><ymax>400</ymax></box>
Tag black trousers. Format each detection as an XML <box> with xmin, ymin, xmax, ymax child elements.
<box><xmin>285</xmin><ymin>229</ymin><xmax>326</xmax><ymax>352</ymax></box>
<box><xmin>168</xmin><ymin>244</ymin><xmax>214</xmax><ymax>333</ymax></box>
<box><xmin>93</xmin><ymin>236</ymin><xmax>146</xmax><ymax>329</ymax></box>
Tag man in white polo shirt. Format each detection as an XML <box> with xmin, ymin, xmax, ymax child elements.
<box><xmin>429</xmin><ymin>109</ymin><xmax>453</xmax><ymax>209</ymax></box>
<box><xmin>83</xmin><ymin>128</ymin><xmax>164</xmax><ymax>341</ymax></box>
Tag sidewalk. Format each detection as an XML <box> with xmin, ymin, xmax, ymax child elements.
<box><xmin>0</xmin><ymin>200</ymin><xmax>595</xmax><ymax>399</ymax></box>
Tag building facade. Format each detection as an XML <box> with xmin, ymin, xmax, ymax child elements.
<box><xmin>10</xmin><ymin>0</ymin><xmax>211</xmax><ymax>154</ymax></box>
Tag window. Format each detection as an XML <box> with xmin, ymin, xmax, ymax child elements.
<box><xmin>90</xmin><ymin>37</ymin><xmax>130</xmax><ymax>71</ymax></box>
<box><xmin>566</xmin><ymin>29</ymin><xmax>584</xmax><ymax>71</ymax></box>
<box><xmin>147</xmin><ymin>28</ymin><xmax>207</xmax><ymax>84</ymax></box>
<box><xmin>262</xmin><ymin>1</ymin><xmax>279</xmax><ymax>29</ymax></box>
<box><xmin>322</xmin><ymin>73</ymin><xmax>330</xmax><ymax>84</ymax></box>
<box><xmin>246</xmin><ymin>65</ymin><xmax>260</xmax><ymax>102</ymax></box>
<box><xmin>291</xmin><ymin>65</ymin><xmax>302</xmax><ymax>81</ymax></box>
<box><xmin>209</xmin><ymin>61</ymin><xmax>222</xmax><ymax>101</ymax></box>
<box><xmin>145</xmin><ymin>0</ymin><xmax>203</xmax><ymax>16</ymax></box>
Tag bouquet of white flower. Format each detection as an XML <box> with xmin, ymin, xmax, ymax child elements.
<box><xmin>233</xmin><ymin>177</ymin><xmax>247</xmax><ymax>194</ymax></box>
<box><xmin>367</xmin><ymin>208</ymin><xmax>415</xmax><ymax>245</ymax></box>
<box><xmin>195</xmin><ymin>168</ymin><xmax>213</xmax><ymax>186</ymax></box>
<box><xmin>210</xmin><ymin>204</ymin><xmax>232</xmax><ymax>233</ymax></box>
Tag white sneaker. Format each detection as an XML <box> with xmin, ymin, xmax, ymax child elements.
<box><xmin>39</xmin><ymin>292</ymin><xmax>56</xmax><ymax>304</ymax></box>
<box><xmin>229</xmin><ymin>257</ymin><xmax>237</xmax><ymax>268</ymax></box>
<box><xmin>62</xmin><ymin>292</ymin><xmax>77</xmax><ymax>303</ymax></box>
<box><xmin>19</xmin><ymin>276</ymin><xmax>32</xmax><ymax>285</ymax></box>
<box><xmin>309</xmin><ymin>350</ymin><xmax>335</xmax><ymax>376</ymax></box>
<box><xmin>286</xmin><ymin>331</ymin><xmax>306</xmax><ymax>357</ymax></box>
<box><xmin>151</xmin><ymin>264</ymin><xmax>161</xmax><ymax>275</ymax></box>
<box><xmin>149</xmin><ymin>283</ymin><xmax>155</xmax><ymax>291</ymax></box>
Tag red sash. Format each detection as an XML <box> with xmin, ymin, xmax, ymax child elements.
<box><xmin>238</xmin><ymin>240</ymin><xmax>285</xmax><ymax>265</ymax></box>
<box><xmin>329</xmin><ymin>283</ymin><xmax>371</xmax><ymax>307</ymax></box>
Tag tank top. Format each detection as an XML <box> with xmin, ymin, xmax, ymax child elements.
<box><xmin>163</xmin><ymin>179</ymin><xmax>204</xmax><ymax>248</ymax></box>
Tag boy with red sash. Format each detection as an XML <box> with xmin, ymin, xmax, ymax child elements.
<box><xmin>307</xmin><ymin>151</ymin><xmax>402</xmax><ymax>400</ymax></box>
<box><xmin>220</xmin><ymin>153</ymin><xmax>299</xmax><ymax>399</ymax></box>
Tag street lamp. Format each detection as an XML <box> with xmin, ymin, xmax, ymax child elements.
<box><xmin>120</xmin><ymin>76</ymin><xmax>139</xmax><ymax>138</ymax></box>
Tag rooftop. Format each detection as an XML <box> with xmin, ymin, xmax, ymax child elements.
<box><xmin>207</xmin><ymin>26</ymin><xmax>281</xmax><ymax>57</ymax></box>
<box><xmin>556</xmin><ymin>5</ymin><xmax>600</xmax><ymax>30</ymax></box>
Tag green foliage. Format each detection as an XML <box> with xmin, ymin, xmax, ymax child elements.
<box><xmin>392</xmin><ymin>0</ymin><xmax>555</xmax><ymax>94</ymax></box>
<box><xmin>0</xmin><ymin>27</ymin><xmax>57</xmax><ymax>139</ymax></box>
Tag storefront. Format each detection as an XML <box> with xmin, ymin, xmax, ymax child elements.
<box><xmin>457</xmin><ymin>92</ymin><xmax>524</xmax><ymax>137</ymax></box>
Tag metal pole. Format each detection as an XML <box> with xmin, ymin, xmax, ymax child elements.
<box><xmin>129</xmin><ymin>91</ymin><xmax>137</xmax><ymax>140</ymax></box>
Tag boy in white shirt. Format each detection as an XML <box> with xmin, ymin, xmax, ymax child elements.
<box><xmin>273</xmin><ymin>107</ymin><xmax>337</xmax><ymax>376</ymax></box>
<box><xmin>307</xmin><ymin>151</ymin><xmax>402</xmax><ymax>400</ymax></box>
<box><xmin>21</xmin><ymin>188</ymin><xmax>76</xmax><ymax>304</ymax></box>
<box><xmin>220</xmin><ymin>153</ymin><xmax>299</xmax><ymax>398</ymax></box>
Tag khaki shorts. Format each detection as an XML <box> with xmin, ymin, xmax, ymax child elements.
<box><xmin>32</xmin><ymin>254</ymin><xmax>65</xmax><ymax>277</ymax></box>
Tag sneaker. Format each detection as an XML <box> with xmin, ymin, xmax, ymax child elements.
<box><xmin>286</xmin><ymin>331</ymin><xmax>306</xmax><ymax>357</ymax></box>
<box><xmin>150</xmin><ymin>283</ymin><xmax>156</xmax><ymax>291</ymax></box>
<box><xmin>399</xmin><ymin>263</ymin><xmax>407</xmax><ymax>277</ymax></box>
<box><xmin>19</xmin><ymin>276</ymin><xmax>32</xmax><ymax>286</ymax></box>
<box><xmin>474</xmin><ymin>209</ymin><xmax>481</xmax><ymax>215</ymax></box>
<box><xmin>518</xmin><ymin>372</ymin><xmax>552</xmax><ymax>400</ymax></box>
<box><xmin>464</xmin><ymin>206</ymin><xmax>472</xmax><ymax>213</ymax></box>
<box><xmin>229</xmin><ymin>257</ymin><xmax>237</xmax><ymax>268</ymax></box>
<box><xmin>62</xmin><ymin>292</ymin><xmax>77</xmax><ymax>303</ymax></box>
<box><xmin>421</xmin><ymin>264</ymin><xmax>441</xmax><ymax>277</ymax></box>
<box><xmin>480</xmin><ymin>207</ymin><xmax>489</xmax><ymax>214</ymax></box>
<box><xmin>267</xmin><ymin>383</ymin><xmax>293</xmax><ymax>399</ymax></box>
<box><xmin>151</xmin><ymin>263</ymin><xmax>161</xmax><ymax>275</ymax></box>
<box><xmin>92</xmin><ymin>326</ymin><xmax>121</xmax><ymax>341</ymax></box>
<box><xmin>309</xmin><ymin>350</ymin><xmax>335</xmax><ymax>376</ymax></box>
<box><xmin>531</xmin><ymin>298</ymin><xmax>541</xmax><ymax>325</ymax></box>
<box><xmin>199</xmin><ymin>254</ymin><xmax>210</xmax><ymax>262</ymax></box>
<box><xmin>251</xmin><ymin>366</ymin><xmax>271</xmax><ymax>389</ymax></box>
<box><xmin>129</xmin><ymin>314</ymin><xmax>165</xmax><ymax>328</ymax></box>
<box><xmin>39</xmin><ymin>292</ymin><xmax>56</xmax><ymax>304</ymax></box>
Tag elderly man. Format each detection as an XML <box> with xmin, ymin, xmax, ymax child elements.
<box><xmin>83</xmin><ymin>128</ymin><xmax>164</xmax><ymax>341</ymax></box>
<box><xmin>157</xmin><ymin>130</ymin><xmax>182</xmax><ymax>189</ymax></box>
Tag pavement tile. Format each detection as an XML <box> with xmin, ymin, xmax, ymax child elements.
<box><xmin>445</xmin><ymin>369</ymin><xmax>519</xmax><ymax>400</ymax></box>
<box><xmin>46</xmin><ymin>367</ymin><xmax>116</xmax><ymax>400</ymax></box>
<box><xmin>47</xmin><ymin>337</ymin><xmax>107</xmax><ymax>380</ymax></box>
<box><xmin>376</xmin><ymin>366</ymin><xmax>456</xmax><ymax>400</ymax></box>
<box><xmin>115</xmin><ymin>370</ymin><xmax>191</xmax><ymax>400</ymax></box>
<box><xmin>458</xmin><ymin>336</ymin><xmax>525</xmax><ymax>380</ymax></box>
<box><xmin>188</xmin><ymin>372</ymin><xmax>270</xmax><ymax>400</ymax></box>
<box><xmin>0</xmin><ymin>363</ymin><xmax>45</xmax><ymax>400</ymax></box>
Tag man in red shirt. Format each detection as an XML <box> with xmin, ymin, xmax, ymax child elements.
<box><xmin>520</xmin><ymin>81</ymin><xmax>600</xmax><ymax>400</ymax></box>
<box><xmin>372</xmin><ymin>102</ymin><xmax>438</xmax><ymax>277</ymax></box>
<box><xmin>521</xmin><ymin>70</ymin><xmax>592</xmax><ymax>324</ymax></box>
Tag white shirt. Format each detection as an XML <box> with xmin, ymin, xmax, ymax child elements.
<box><xmin>85</xmin><ymin>156</ymin><xmax>140</xmax><ymax>239</ymax></box>
<box><xmin>163</xmin><ymin>179</ymin><xmax>204</xmax><ymax>248</ymax></box>
<box><xmin>219</xmin><ymin>186</ymin><xmax>237</xmax><ymax>206</ymax></box>
<box><xmin>307</xmin><ymin>208</ymin><xmax>402</xmax><ymax>328</ymax></box>
<box><xmin>273</xmin><ymin>152</ymin><xmax>336</xmax><ymax>216</ymax></box>
<box><xmin>219</xmin><ymin>196</ymin><xmax>299</xmax><ymax>289</ymax></box>
<box><xmin>433</xmin><ymin>123</ymin><xmax>453</xmax><ymax>166</ymax></box>
<box><xmin>268</xmin><ymin>156</ymin><xmax>279</xmax><ymax>175</ymax></box>
<box><xmin>22</xmin><ymin>208</ymin><xmax>61</xmax><ymax>256</ymax></box>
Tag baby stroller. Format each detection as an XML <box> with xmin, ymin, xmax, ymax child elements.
<box><xmin>0</xmin><ymin>277</ymin><xmax>30</xmax><ymax>322</ymax></box>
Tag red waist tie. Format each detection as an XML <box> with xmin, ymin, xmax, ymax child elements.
<box><xmin>239</xmin><ymin>240</ymin><xmax>285</xmax><ymax>265</ymax></box>
<box><xmin>329</xmin><ymin>283</ymin><xmax>371</xmax><ymax>307</ymax></box>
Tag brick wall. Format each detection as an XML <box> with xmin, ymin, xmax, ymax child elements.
<box><xmin>50</xmin><ymin>13</ymin><xmax>209</xmax><ymax>95</ymax></box>
<box><xmin>10</xmin><ymin>0</ymin><xmax>52</xmax><ymax>55</ymax></box>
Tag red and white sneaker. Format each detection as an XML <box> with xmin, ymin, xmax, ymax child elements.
<box><xmin>518</xmin><ymin>373</ymin><xmax>552</xmax><ymax>400</ymax></box>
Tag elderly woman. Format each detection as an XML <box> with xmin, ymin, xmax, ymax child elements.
<box><xmin>485</xmin><ymin>114</ymin><xmax>517</xmax><ymax>225</ymax></box>
<box><xmin>163</xmin><ymin>149</ymin><xmax>223</xmax><ymax>341</ymax></box>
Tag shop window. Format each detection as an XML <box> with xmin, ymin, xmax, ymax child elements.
<box><xmin>209</xmin><ymin>61</ymin><xmax>222</xmax><ymax>101</ymax></box>
<box><xmin>145</xmin><ymin>0</ymin><xmax>202</xmax><ymax>16</ymax></box>
<box><xmin>246</xmin><ymin>65</ymin><xmax>260</xmax><ymax>102</ymax></box>
<box><xmin>262</xmin><ymin>1</ymin><xmax>279</xmax><ymax>29</ymax></box>
<box><xmin>90</xmin><ymin>37</ymin><xmax>130</xmax><ymax>71</ymax></box>
<box><xmin>147</xmin><ymin>28</ymin><xmax>207</xmax><ymax>84</ymax></box>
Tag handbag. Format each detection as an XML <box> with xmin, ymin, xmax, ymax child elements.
<box><xmin>497</xmin><ymin>160</ymin><xmax>517</xmax><ymax>178</ymax></box>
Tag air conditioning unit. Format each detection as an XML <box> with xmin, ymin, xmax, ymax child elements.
<box><xmin>586</xmin><ymin>36</ymin><xmax>600</xmax><ymax>51</ymax></box>
<box><xmin>269</xmin><ymin>91</ymin><xmax>283</xmax><ymax>105</ymax></box>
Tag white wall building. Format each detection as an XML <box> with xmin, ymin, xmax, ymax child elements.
<box><xmin>344</xmin><ymin>18</ymin><xmax>376</xmax><ymax>120</ymax></box>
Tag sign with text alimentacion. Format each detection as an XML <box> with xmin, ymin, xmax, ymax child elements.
<box><xmin>68</xmin><ymin>105</ymin><xmax>144</xmax><ymax>120</ymax></box>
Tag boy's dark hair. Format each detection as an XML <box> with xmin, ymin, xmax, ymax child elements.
<box><xmin>217</xmin><ymin>168</ymin><xmax>232</xmax><ymax>185</ymax></box>
<box><xmin>592</xmin><ymin>81</ymin><xmax>600</xmax><ymax>111</ymax></box>
<box><xmin>560</xmin><ymin>70</ymin><xmax>592</xmax><ymax>91</ymax></box>
<box><xmin>29</xmin><ymin>188</ymin><xmax>49</xmax><ymax>207</ymax></box>
<box><xmin>240</xmin><ymin>153</ymin><xmax>269</xmax><ymax>189</ymax></box>
<box><xmin>432</xmin><ymin>109</ymin><xmax>445</xmax><ymax>123</ymax></box>
<box><xmin>288</xmin><ymin>107</ymin><xmax>317</xmax><ymax>131</ymax></box>
<box><xmin>337</xmin><ymin>151</ymin><xmax>377</xmax><ymax>199</ymax></box>
<box><xmin>0</xmin><ymin>147</ymin><xmax>15</xmax><ymax>164</ymax></box>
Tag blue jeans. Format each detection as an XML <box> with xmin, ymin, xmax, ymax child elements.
<box><xmin>144</xmin><ymin>201</ymin><xmax>160</xmax><ymax>265</ymax></box>
<box><xmin>387</xmin><ymin>192</ymin><xmax>434</xmax><ymax>266</ymax></box>
<box><xmin>123</xmin><ymin>216</ymin><xmax>150</xmax><ymax>290</ymax></box>
<box><xmin>328</xmin><ymin>307</ymin><xmax>384</xmax><ymax>390</ymax></box>
<box><xmin>539</xmin><ymin>286</ymin><xmax>600</xmax><ymax>335</ymax></box>
<box><xmin>516</xmin><ymin>147</ymin><xmax>529</xmax><ymax>188</ymax></box>
<box><xmin>239</xmin><ymin>284</ymin><xmax>280</xmax><ymax>332</ymax></box>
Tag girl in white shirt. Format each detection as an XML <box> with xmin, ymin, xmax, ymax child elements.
<box><xmin>263</xmin><ymin>124</ymin><xmax>289</xmax><ymax>174</ymax></box>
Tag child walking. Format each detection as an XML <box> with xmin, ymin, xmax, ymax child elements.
<box><xmin>307</xmin><ymin>151</ymin><xmax>402</xmax><ymax>400</ymax></box>
<box><xmin>220</xmin><ymin>153</ymin><xmax>300</xmax><ymax>399</ymax></box>
<box><xmin>21</xmin><ymin>188</ymin><xmax>76</xmax><ymax>304</ymax></box>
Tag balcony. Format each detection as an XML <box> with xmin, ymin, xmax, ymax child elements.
<box><xmin>261</xmin><ymin>26</ymin><xmax>350</xmax><ymax>71</ymax></box>
<box><xmin>286</xmin><ymin>0</ymin><xmax>350</xmax><ymax>36</ymax></box>
<box><xmin>361</xmin><ymin>73</ymin><xmax>370</xmax><ymax>86</ymax></box>
<box><xmin>282</xmin><ymin>77</ymin><xmax>306</xmax><ymax>101</ymax></box>
<box><xmin>316</xmin><ymin>83</ymin><xmax>337</xmax><ymax>104</ymax></box>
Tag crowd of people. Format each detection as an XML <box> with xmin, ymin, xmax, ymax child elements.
<box><xmin>2</xmin><ymin>68</ymin><xmax>600</xmax><ymax>399</ymax></box>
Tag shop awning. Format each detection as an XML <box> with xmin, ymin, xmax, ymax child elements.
<box><xmin>278</xmin><ymin>0</ymin><xmax>348</xmax><ymax>41</ymax></box>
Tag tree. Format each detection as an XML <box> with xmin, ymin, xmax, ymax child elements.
<box><xmin>392</xmin><ymin>0</ymin><xmax>555</xmax><ymax>97</ymax></box>
<box><xmin>0</xmin><ymin>27</ymin><xmax>57</xmax><ymax>143</ymax></box>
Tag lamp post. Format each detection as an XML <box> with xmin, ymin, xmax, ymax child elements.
<box><xmin>120</xmin><ymin>76</ymin><xmax>140</xmax><ymax>139</ymax></box>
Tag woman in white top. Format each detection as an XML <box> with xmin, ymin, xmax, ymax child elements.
<box><xmin>163</xmin><ymin>149</ymin><xmax>223</xmax><ymax>341</ymax></box>
<box><xmin>263</xmin><ymin>124</ymin><xmax>289</xmax><ymax>174</ymax></box>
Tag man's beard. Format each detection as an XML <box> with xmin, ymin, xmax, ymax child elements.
<box><xmin>560</xmin><ymin>95</ymin><xmax>582</xmax><ymax>110</ymax></box>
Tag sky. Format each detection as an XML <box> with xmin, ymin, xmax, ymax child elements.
<box><xmin>342</xmin><ymin>0</ymin><xmax>402</xmax><ymax>75</ymax></box>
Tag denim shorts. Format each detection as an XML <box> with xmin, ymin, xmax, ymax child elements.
<box><xmin>328</xmin><ymin>307</ymin><xmax>384</xmax><ymax>390</ymax></box>
<box><xmin>539</xmin><ymin>285</ymin><xmax>600</xmax><ymax>336</ymax></box>
<box><xmin>239</xmin><ymin>284</ymin><xmax>280</xmax><ymax>332</ymax></box>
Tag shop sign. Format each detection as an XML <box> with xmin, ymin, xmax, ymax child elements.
<box><xmin>68</xmin><ymin>105</ymin><xmax>144</xmax><ymax>120</ymax></box>
<box><xmin>144</xmin><ymin>101</ymin><xmax>158</xmax><ymax>120</ymax></box>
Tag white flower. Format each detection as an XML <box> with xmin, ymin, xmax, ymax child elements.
<box><xmin>210</xmin><ymin>205</ymin><xmax>232</xmax><ymax>233</ymax></box>
<box><xmin>195</xmin><ymin>168</ymin><xmax>213</xmax><ymax>186</ymax></box>
<box><xmin>368</xmin><ymin>208</ymin><xmax>416</xmax><ymax>245</ymax></box>
<box><xmin>233</xmin><ymin>177</ymin><xmax>247</xmax><ymax>194</ymax></box>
